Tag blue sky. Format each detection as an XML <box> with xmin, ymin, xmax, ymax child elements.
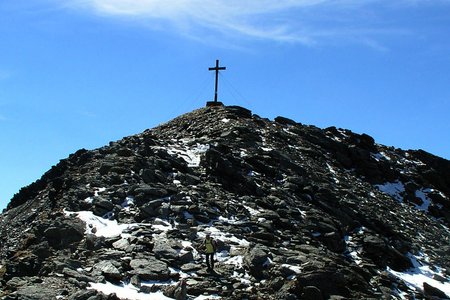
<box><xmin>1</xmin><ymin>0</ymin><xmax>450</xmax><ymax>210</ymax></box>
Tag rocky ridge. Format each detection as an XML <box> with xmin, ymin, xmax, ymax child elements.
<box><xmin>1</xmin><ymin>105</ymin><xmax>449</xmax><ymax>299</ymax></box>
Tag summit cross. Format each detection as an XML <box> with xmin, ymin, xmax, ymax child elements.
<box><xmin>208</xmin><ymin>59</ymin><xmax>226</xmax><ymax>104</ymax></box>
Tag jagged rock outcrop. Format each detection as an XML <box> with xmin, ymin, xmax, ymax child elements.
<box><xmin>1</xmin><ymin>105</ymin><xmax>449</xmax><ymax>299</ymax></box>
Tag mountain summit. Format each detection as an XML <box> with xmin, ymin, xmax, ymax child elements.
<box><xmin>1</xmin><ymin>106</ymin><xmax>449</xmax><ymax>299</ymax></box>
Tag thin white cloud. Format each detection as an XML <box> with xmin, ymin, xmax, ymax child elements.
<box><xmin>65</xmin><ymin>0</ymin><xmax>447</xmax><ymax>47</ymax></box>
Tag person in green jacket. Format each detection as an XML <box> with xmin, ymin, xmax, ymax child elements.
<box><xmin>203</xmin><ymin>233</ymin><xmax>217</xmax><ymax>271</ymax></box>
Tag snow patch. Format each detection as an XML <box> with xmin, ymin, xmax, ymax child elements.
<box><xmin>194</xmin><ymin>295</ymin><xmax>222</xmax><ymax>300</ymax></box>
<box><xmin>65</xmin><ymin>210</ymin><xmax>138</xmax><ymax>238</ymax></box>
<box><xmin>166</xmin><ymin>141</ymin><xmax>210</xmax><ymax>167</ymax></box>
<box><xmin>121</xmin><ymin>196</ymin><xmax>134</xmax><ymax>209</ymax></box>
<box><xmin>218</xmin><ymin>215</ymin><xmax>246</xmax><ymax>225</ymax></box>
<box><xmin>415</xmin><ymin>189</ymin><xmax>432</xmax><ymax>211</ymax></box>
<box><xmin>243</xmin><ymin>205</ymin><xmax>260</xmax><ymax>216</ymax></box>
<box><xmin>151</xmin><ymin>218</ymin><xmax>173</xmax><ymax>233</ymax></box>
<box><xmin>371</xmin><ymin>151</ymin><xmax>391</xmax><ymax>161</ymax></box>
<box><xmin>261</xmin><ymin>147</ymin><xmax>273</xmax><ymax>152</ymax></box>
<box><xmin>89</xmin><ymin>281</ymin><xmax>173</xmax><ymax>300</ymax></box>
<box><xmin>375</xmin><ymin>181</ymin><xmax>405</xmax><ymax>202</ymax></box>
<box><xmin>198</xmin><ymin>227</ymin><xmax>250</xmax><ymax>248</ymax></box>
<box><xmin>217</xmin><ymin>252</ymin><xmax>244</xmax><ymax>268</ymax></box>
<box><xmin>94</xmin><ymin>187</ymin><xmax>106</xmax><ymax>196</ymax></box>
<box><xmin>344</xmin><ymin>227</ymin><xmax>365</xmax><ymax>265</ymax></box>
<box><xmin>281</xmin><ymin>264</ymin><xmax>302</xmax><ymax>274</ymax></box>
<box><xmin>388</xmin><ymin>253</ymin><xmax>450</xmax><ymax>298</ymax></box>
<box><xmin>326</xmin><ymin>163</ymin><xmax>340</xmax><ymax>184</ymax></box>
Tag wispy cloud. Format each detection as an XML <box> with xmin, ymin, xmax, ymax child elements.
<box><xmin>65</xmin><ymin>0</ymin><xmax>447</xmax><ymax>48</ymax></box>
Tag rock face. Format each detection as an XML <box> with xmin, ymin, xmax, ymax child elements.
<box><xmin>1</xmin><ymin>105</ymin><xmax>450</xmax><ymax>299</ymax></box>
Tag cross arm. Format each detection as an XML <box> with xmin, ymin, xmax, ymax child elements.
<box><xmin>209</xmin><ymin>67</ymin><xmax>226</xmax><ymax>71</ymax></box>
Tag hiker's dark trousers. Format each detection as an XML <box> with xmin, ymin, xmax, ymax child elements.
<box><xmin>206</xmin><ymin>253</ymin><xmax>214</xmax><ymax>269</ymax></box>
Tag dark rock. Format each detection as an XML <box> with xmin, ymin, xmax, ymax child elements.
<box><xmin>275</xmin><ymin>116</ymin><xmax>297</xmax><ymax>126</ymax></box>
<box><xmin>92</xmin><ymin>197</ymin><xmax>115</xmax><ymax>216</ymax></box>
<box><xmin>63</xmin><ymin>267</ymin><xmax>96</xmax><ymax>283</ymax></box>
<box><xmin>129</xmin><ymin>257</ymin><xmax>170</xmax><ymax>281</ymax></box>
<box><xmin>153</xmin><ymin>239</ymin><xmax>178</xmax><ymax>261</ymax></box>
<box><xmin>13</xmin><ymin>284</ymin><xmax>59</xmax><ymax>300</ymax></box>
<box><xmin>423</xmin><ymin>282</ymin><xmax>449</xmax><ymax>299</ymax></box>
<box><xmin>68</xmin><ymin>290</ymin><xmax>98</xmax><ymax>300</ymax></box>
<box><xmin>93</xmin><ymin>261</ymin><xmax>123</xmax><ymax>281</ymax></box>
<box><xmin>301</xmin><ymin>286</ymin><xmax>324</xmax><ymax>300</ymax></box>
<box><xmin>244</xmin><ymin>245</ymin><xmax>270</xmax><ymax>279</ymax></box>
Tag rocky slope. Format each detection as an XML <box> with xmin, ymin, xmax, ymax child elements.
<box><xmin>1</xmin><ymin>105</ymin><xmax>449</xmax><ymax>300</ymax></box>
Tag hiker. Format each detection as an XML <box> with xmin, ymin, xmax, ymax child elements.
<box><xmin>203</xmin><ymin>233</ymin><xmax>217</xmax><ymax>271</ymax></box>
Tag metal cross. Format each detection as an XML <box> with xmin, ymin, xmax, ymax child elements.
<box><xmin>208</xmin><ymin>59</ymin><xmax>226</xmax><ymax>103</ymax></box>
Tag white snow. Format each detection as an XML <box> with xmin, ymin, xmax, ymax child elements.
<box><xmin>166</xmin><ymin>141</ymin><xmax>210</xmax><ymax>167</ymax></box>
<box><xmin>121</xmin><ymin>196</ymin><xmax>134</xmax><ymax>209</ymax></box>
<box><xmin>94</xmin><ymin>187</ymin><xmax>106</xmax><ymax>196</ymax></box>
<box><xmin>387</xmin><ymin>253</ymin><xmax>450</xmax><ymax>298</ymax></box>
<box><xmin>375</xmin><ymin>183</ymin><xmax>442</xmax><ymax>212</ymax></box>
<box><xmin>217</xmin><ymin>252</ymin><xmax>244</xmax><ymax>268</ymax></box>
<box><xmin>297</xmin><ymin>208</ymin><xmax>307</xmax><ymax>218</ymax></box>
<box><xmin>330</xmin><ymin>135</ymin><xmax>342</xmax><ymax>142</ymax></box>
<box><xmin>326</xmin><ymin>163</ymin><xmax>340</xmax><ymax>184</ymax></box>
<box><xmin>151</xmin><ymin>218</ymin><xmax>173</xmax><ymax>234</ymax></box>
<box><xmin>243</xmin><ymin>205</ymin><xmax>260</xmax><ymax>216</ymax></box>
<box><xmin>344</xmin><ymin>227</ymin><xmax>365</xmax><ymax>265</ymax></box>
<box><xmin>283</xmin><ymin>128</ymin><xmax>296</xmax><ymax>135</ymax></box>
<box><xmin>414</xmin><ymin>189</ymin><xmax>432</xmax><ymax>211</ymax></box>
<box><xmin>218</xmin><ymin>215</ymin><xmax>246</xmax><ymax>225</ymax></box>
<box><xmin>198</xmin><ymin>227</ymin><xmax>250</xmax><ymax>247</ymax></box>
<box><xmin>65</xmin><ymin>210</ymin><xmax>138</xmax><ymax>238</ymax></box>
<box><xmin>247</xmin><ymin>170</ymin><xmax>260</xmax><ymax>177</ymax></box>
<box><xmin>89</xmin><ymin>281</ymin><xmax>173</xmax><ymax>300</ymax></box>
<box><xmin>375</xmin><ymin>181</ymin><xmax>405</xmax><ymax>202</ymax></box>
<box><xmin>371</xmin><ymin>151</ymin><xmax>391</xmax><ymax>162</ymax></box>
<box><xmin>281</xmin><ymin>264</ymin><xmax>302</xmax><ymax>274</ymax></box>
<box><xmin>193</xmin><ymin>295</ymin><xmax>222</xmax><ymax>300</ymax></box>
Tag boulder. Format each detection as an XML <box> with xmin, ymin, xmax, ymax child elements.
<box><xmin>13</xmin><ymin>284</ymin><xmax>59</xmax><ymax>300</ymax></box>
<box><xmin>93</xmin><ymin>260</ymin><xmax>122</xmax><ymax>281</ymax></box>
<box><xmin>129</xmin><ymin>257</ymin><xmax>169</xmax><ymax>281</ymax></box>
<box><xmin>243</xmin><ymin>245</ymin><xmax>270</xmax><ymax>279</ymax></box>
<box><xmin>153</xmin><ymin>239</ymin><xmax>178</xmax><ymax>261</ymax></box>
<box><xmin>93</xmin><ymin>197</ymin><xmax>115</xmax><ymax>216</ymax></box>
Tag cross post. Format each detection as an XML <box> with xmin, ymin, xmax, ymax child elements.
<box><xmin>207</xmin><ymin>59</ymin><xmax>226</xmax><ymax>106</ymax></box>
